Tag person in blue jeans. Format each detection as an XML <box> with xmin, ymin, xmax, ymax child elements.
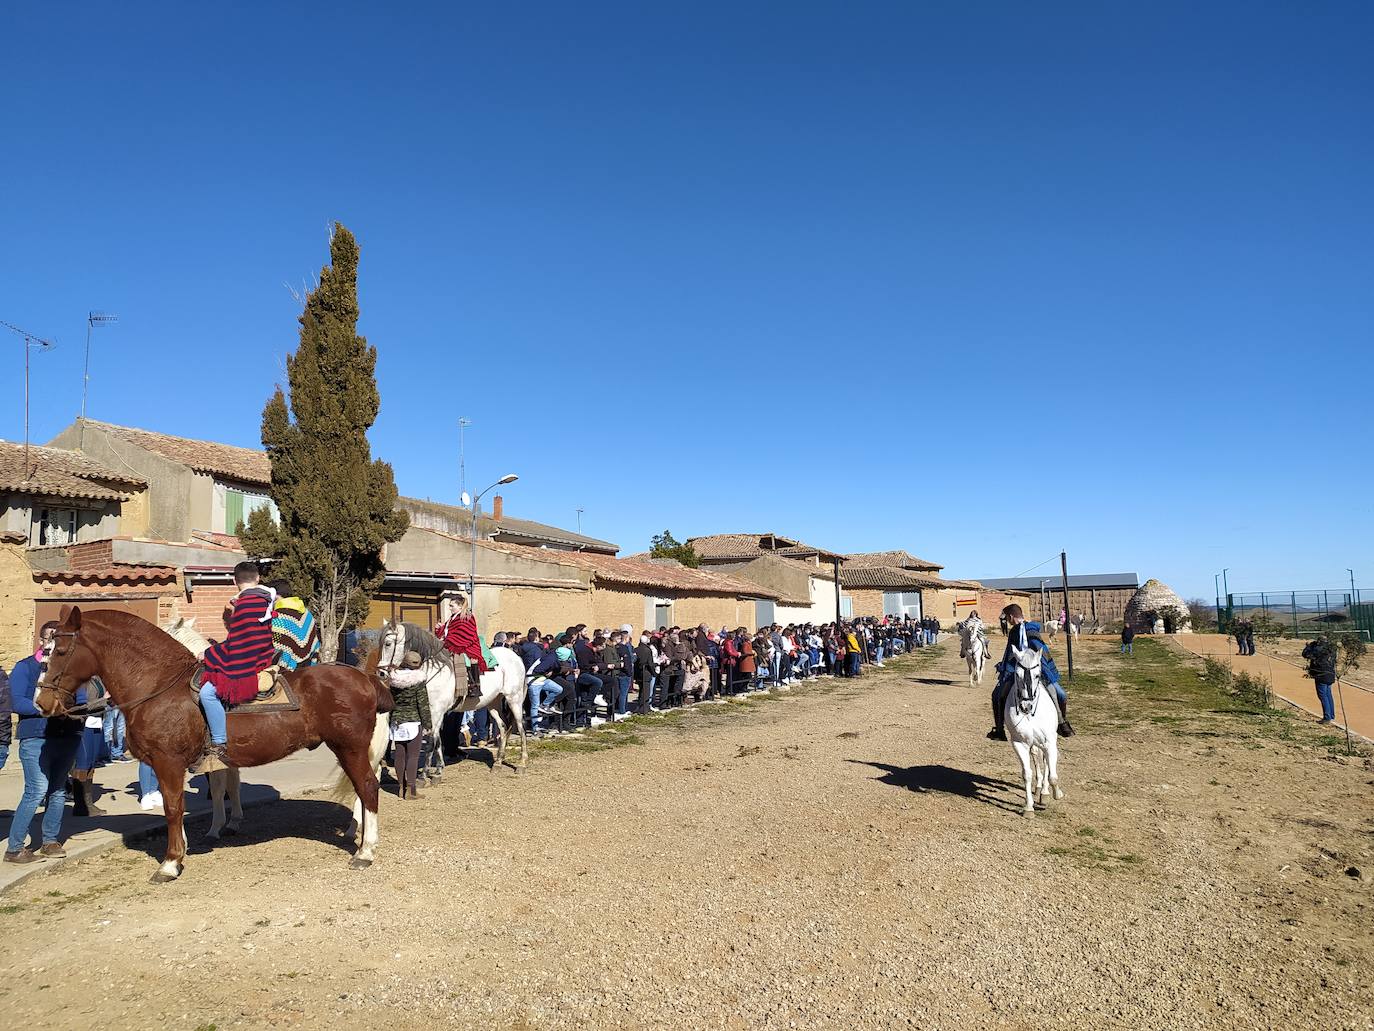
<box><xmin>1301</xmin><ymin>638</ymin><xmax>1338</xmax><ymax>723</ymax></box>
<box><xmin>988</xmin><ymin>604</ymin><xmax>1074</xmax><ymax>741</ymax></box>
<box><xmin>138</xmin><ymin>762</ymin><xmax>163</xmax><ymax>811</ymax></box>
<box><xmin>104</xmin><ymin>706</ymin><xmax>128</xmax><ymax>762</ymax></box>
<box><xmin>6</xmin><ymin>622</ymin><xmax>85</xmax><ymax>864</ymax></box>
<box><xmin>1121</xmin><ymin>625</ymin><xmax>1135</xmax><ymax>656</ymax></box>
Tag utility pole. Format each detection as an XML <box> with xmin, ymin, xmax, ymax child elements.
<box><xmin>457</xmin><ymin>416</ymin><xmax>472</xmax><ymax>505</ymax></box>
<box><xmin>1060</xmin><ymin>551</ymin><xmax>1073</xmax><ymax>678</ymax></box>
<box><xmin>575</xmin><ymin>507</ymin><xmax>585</xmax><ymax>532</ymax></box>
<box><xmin>1349</xmin><ymin>568</ymin><xmax>1357</xmax><ymax>607</ymax></box>
<box><xmin>833</xmin><ymin>556</ymin><xmax>842</xmax><ymax>622</ymax></box>
<box><xmin>1</xmin><ymin>318</ymin><xmax>57</xmax><ymax>480</ymax></box>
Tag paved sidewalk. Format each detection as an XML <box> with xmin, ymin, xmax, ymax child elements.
<box><xmin>0</xmin><ymin>748</ymin><xmax>345</xmax><ymax>893</ymax></box>
<box><xmin>1170</xmin><ymin>633</ymin><xmax>1374</xmax><ymax>743</ymax></box>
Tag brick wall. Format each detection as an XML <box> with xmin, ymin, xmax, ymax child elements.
<box><xmin>847</xmin><ymin>588</ymin><xmax>887</xmax><ymax>619</ymax></box>
<box><xmin>482</xmin><ymin>585</ymin><xmax>595</xmax><ymax>638</ymax></box>
<box><xmin>181</xmin><ymin>583</ymin><xmax>236</xmax><ymax>640</ymax></box>
<box><xmin>65</xmin><ymin>540</ymin><xmax>114</xmax><ymax>572</ymax></box>
<box><xmin>0</xmin><ymin>543</ymin><xmax>35</xmax><ymax>669</ymax></box>
<box><xmin>591</xmin><ymin>586</ymin><xmax>646</xmax><ymax>636</ymax></box>
<box><xmin>673</xmin><ymin>595</ymin><xmax>759</xmax><ymax>634</ymax></box>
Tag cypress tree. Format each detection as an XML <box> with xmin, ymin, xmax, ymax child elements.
<box><xmin>239</xmin><ymin>223</ymin><xmax>408</xmax><ymax>661</ymax></box>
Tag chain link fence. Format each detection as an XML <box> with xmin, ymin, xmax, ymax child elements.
<box><xmin>1217</xmin><ymin>588</ymin><xmax>1371</xmax><ymax>641</ymax></box>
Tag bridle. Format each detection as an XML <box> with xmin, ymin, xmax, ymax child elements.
<box><xmin>42</xmin><ymin>627</ymin><xmax>200</xmax><ymax>717</ymax></box>
<box><xmin>1014</xmin><ymin>655</ymin><xmax>1042</xmax><ymax>717</ymax></box>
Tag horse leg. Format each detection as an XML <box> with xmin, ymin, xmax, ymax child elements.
<box><xmin>513</xmin><ymin>698</ymin><xmax>529</xmax><ymax>770</ymax></box>
<box><xmin>151</xmin><ymin>762</ymin><xmax>188</xmax><ymax>882</ymax></box>
<box><xmin>206</xmin><ymin>770</ymin><xmax>227</xmax><ymax>841</ymax></box>
<box><xmin>489</xmin><ymin>706</ymin><xmax>507</xmax><ymax>771</ymax></box>
<box><xmin>225</xmin><ymin>767</ymin><xmax>243</xmax><ymax>835</ymax></box>
<box><xmin>1010</xmin><ymin>740</ymin><xmax>1035</xmax><ymax>818</ymax></box>
<box><xmin>336</xmin><ymin>745</ymin><xmax>380</xmax><ymax>868</ymax></box>
<box><xmin>1047</xmin><ymin>738</ymin><xmax>1064</xmax><ymax>801</ymax></box>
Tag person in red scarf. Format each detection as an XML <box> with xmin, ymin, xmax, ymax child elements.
<box><xmin>194</xmin><ymin>562</ymin><xmax>276</xmax><ymax>771</ymax></box>
<box><xmin>435</xmin><ymin>591</ymin><xmax>484</xmax><ymax>699</ymax></box>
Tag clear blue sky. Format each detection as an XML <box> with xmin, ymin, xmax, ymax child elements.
<box><xmin>3</xmin><ymin>3</ymin><xmax>1371</xmax><ymax>601</ymax></box>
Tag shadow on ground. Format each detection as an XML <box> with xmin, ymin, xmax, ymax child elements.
<box><xmin>847</xmin><ymin>759</ymin><xmax>1023</xmax><ymax>813</ymax></box>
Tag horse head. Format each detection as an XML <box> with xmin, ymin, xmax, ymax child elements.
<box><xmin>1009</xmin><ymin>644</ymin><xmax>1043</xmax><ymax>715</ymax></box>
<box><xmin>165</xmin><ymin>616</ymin><xmax>210</xmax><ymax>659</ymax></box>
<box><xmin>35</xmin><ymin>605</ymin><xmax>100</xmax><ymax>717</ymax></box>
<box><xmin>377</xmin><ymin>620</ymin><xmax>406</xmax><ymax>671</ymax></box>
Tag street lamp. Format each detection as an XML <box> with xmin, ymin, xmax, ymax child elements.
<box><xmin>464</xmin><ymin>474</ymin><xmax>519</xmax><ymax>594</ymax></box>
<box><xmin>1222</xmin><ymin>568</ymin><xmax>1229</xmax><ymax>598</ymax></box>
<box><xmin>1349</xmin><ymin>568</ymin><xmax>1357</xmax><ymax>606</ymax></box>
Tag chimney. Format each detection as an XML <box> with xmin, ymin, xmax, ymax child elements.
<box><xmin>492</xmin><ymin>495</ymin><xmax>504</xmax><ymax>521</ymax></box>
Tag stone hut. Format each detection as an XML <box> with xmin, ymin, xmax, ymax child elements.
<box><xmin>1124</xmin><ymin>578</ymin><xmax>1193</xmax><ymax>633</ymax></box>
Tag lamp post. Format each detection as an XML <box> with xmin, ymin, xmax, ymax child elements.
<box><xmin>1349</xmin><ymin>568</ymin><xmax>1357</xmax><ymax>607</ymax></box>
<box><xmin>466</xmin><ymin>474</ymin><xmax>519</xmax><ymax>594</ymax></box>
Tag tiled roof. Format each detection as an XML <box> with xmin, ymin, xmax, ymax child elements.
<box><xmin>84</xmin><ymin>420</ymin><xmax>272</xmax><ymax>486</ymax></box>
<box><xmin>190</xmin><ymin>530</ymin><xmax>244</xmax><ymax>551</ymax></box>
<box><xmin>845</xmin><ymin>549</ymin><xmax>942</xmax><ymax>571</ymax></box>
<box><xmin>0</xmin><ymin>441</ymin><xmax>146</xmax><ymax>501</ymax></box>
<box><xmin>33</xmin><ymin>564</ymin><xmax>179</xmax><ymax>586</ymax></box>
<box><xmin>400</xmin><ymin>497</ymin><xmax>619</xmax><ymax>554</ymax></box>
<box><xmin>840</xmin><ymin>566</ymin><xmax>945</xmax><ymax>590</ymax></box>
<box><xmin>477</xmin><ymin>539</ymin><xmax>779</xmax><ymax>598</ymax></box>
<box><xmin>688</xmin><ymin>532</ymin><xmax>844</xmax><ymax>562</ymax></box>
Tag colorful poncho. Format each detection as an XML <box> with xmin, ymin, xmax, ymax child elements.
<box><xmin>203</xmin><ymin>586</ymin><xmax>277</xmax><ymax>703</ymax></box>
<box><xmin>435</xmin><ymin>613</ymin><xmax>488</xmax><ymax>673</ymax></box>
<box><xmin>272</xmin><ymin>597</ymin><xmax>320</xmax><ymax>671</ymax></box>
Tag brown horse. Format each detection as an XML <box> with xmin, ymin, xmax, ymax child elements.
<box><xmin>35</xmin><ymin>605</ymin><xmax>392</xmax><ymax>882</ymax></box>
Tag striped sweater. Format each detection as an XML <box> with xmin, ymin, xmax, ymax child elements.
<box><xmin>204</xmin><ymin>586</ymin><xmax>276</xmax><ymax>703</ymax></box>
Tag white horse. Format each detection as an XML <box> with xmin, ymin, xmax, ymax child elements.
<box><xmin>163</xmin><ymin>617</ymin><xmax>243</xmax><ymax>841</ymax></box>
<box><xmin>377</xmin><ymin>621</ymin><xmax>529</xmax><ymax>773</ymax></box>
<box><xmin>958</xmin><ymin>616</ymin><xmax>990</xmax><ymax>686</ymax></box>
<box><xmin>1004</xmin><ymin>642</ymin><xmax>1064</xmax><ymax>817</ymax></box>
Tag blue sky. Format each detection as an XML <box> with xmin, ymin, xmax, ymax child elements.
<box><xmin>3</xmin><ymin>3</ymin><xmax>1371</xmax><ymax>601</ymax></box>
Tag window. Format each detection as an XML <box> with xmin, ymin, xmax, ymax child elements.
<box><xmin>222</xmin><ymin>486</ymin><xmax>278</xmax><ymax>534</ymax></box>
<box><xmin>33</xmin><ymin>507</ymin><xmax>77</xmax><ymax>547</ymax></box>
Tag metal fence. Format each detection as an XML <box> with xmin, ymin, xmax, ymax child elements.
<box><xmin>1217</xmin><ymin>588</ymin><xmax>1372</xmax><ymax>641</ymax></box>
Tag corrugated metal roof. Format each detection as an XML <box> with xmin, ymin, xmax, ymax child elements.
<box><xmin>976</xmin><ymin>573</ymin><xmax>1140</xmax><ymax>591</ymax></box>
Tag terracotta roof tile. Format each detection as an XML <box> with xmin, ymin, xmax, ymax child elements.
<box><xmin>0</xmin><ymin>441</ymin><xmax>146</xmax><ymax>501</ymax></box>
<box><xmin>845</xmin><ymin>550</ymin><xmax>942</xmax><ymax>571</ymax></box>
<box><xmin>840</xmin><ymin>566</ymin><xmax>944</xmax><ymax>590</ymax></box>
<box><xmin>85</xmin><ymin>420</ymin><xmax>271</xmax><ymax>486</ymax></box>
<box><xmin>475</xmin><ymin>538</ymin><xmax>779</xmax><ymax>598</ymax></box>
<box><xmin>34</xmin><ymin>564</ymin><xmax>179</xmax><ymax>586</ymax></box>
<box><xmin>688</xmin><ymin>532</ymin><xmax>844</xmax><ymax>562</ymax></box>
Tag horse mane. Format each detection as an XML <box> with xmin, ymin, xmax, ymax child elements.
<box><xmin>85</xmin><ymin>610</ymin><xmax>196</xmax><ymax>682</ymax></box>
<box><xmin>402</xmin><ymin>622</ymin><xmax>447</xmax><ymax>665</ymax></box>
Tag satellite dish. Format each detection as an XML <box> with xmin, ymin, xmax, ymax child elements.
<box><xmin>460</xmin><ymin>491</ymin><xmax>472</xmax><ymax>508</ymax></box>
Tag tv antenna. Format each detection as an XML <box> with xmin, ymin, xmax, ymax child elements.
<box><xmin>0</xmin><ymin>318</ymin><xmax>57</xmax><ymax>481</ymax></box>
<box><xmin>575</xmin><ymin>507</ymin><xmax>585</xmax><ymax>532</ymax></box>
<box><xmin>458</xmin><ymin>416</ymin><xmax>472</xmax><ymax>505</ymax></box>
<box><xmin>81</xmin><ymin>314</ymin><xmax>118</xmax><ymax>428</ymax></box>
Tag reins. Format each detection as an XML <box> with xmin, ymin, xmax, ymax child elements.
<box><xmin>118</xmin><ymin>655</ymin><xmax>202</xmax><ymax>714</ymax></box>
<box><xmin>46</xmin><ymin>627</ymin><xmax>200</xmax><ymax>716</ymax></box>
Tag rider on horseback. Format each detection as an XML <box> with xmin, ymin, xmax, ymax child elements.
<box><xmin>195</xmin><ymin>561</ymin><xmax>276</xmax><ymax>771</ymax></box>
<box><xmin>435</xmin><ymin>590</ymin><xmax>487</xmax><ymax>700</ymax></box>
<box><xmin>987</xmin><ymin>603</ymin><xmax>1074</xmax><ymax>741</ymax></box>
<box><xmin>959</xmin><ymin>610</ymin><xmax>992</xmax><ymax>660</ymax></box>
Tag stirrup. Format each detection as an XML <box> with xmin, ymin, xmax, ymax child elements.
<box><xmin>190</xmin><ymin>743</ymin><xmax>232</xmax><ymax>776</ymax></box>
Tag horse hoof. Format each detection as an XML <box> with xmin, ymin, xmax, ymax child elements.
<box><xmin>1053</xmin><ymin>788</ymin><xmax>1065</xmax><ymax>800</ymax></box>
<box><xmin>349</xmin><ymin>857</ymin><xmax>373</xmax><ymax>870</ymax></box>
<box><xmin>1021</xmin><ymin>809</ymin><xmax>1035</xmax><ymax>819</ymax></box>
<box><xmin>223</xmin><ymin>825</ymin><xmax>240</xmax><ymax>837</ymax></box>
<box><xmin>149</xmin><ymin>868</ymin><xmax>181</xmax><ymax>884</ymax></box>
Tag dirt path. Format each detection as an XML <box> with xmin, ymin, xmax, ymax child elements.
<box><xmin>2</xmin><ymin>641</ymin><xmax>1371</xmax><ymax>1030</ymax></box>
<box><xmin>1174</xmin><ymin>633</ymin><xmax>1374</xmax><ymax>742</ymax></box>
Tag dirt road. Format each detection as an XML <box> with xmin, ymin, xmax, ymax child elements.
<box><xmin>2</xmin><ymin>640</ymin><xmax>1371</xmax><ymax>1030</ymax></box>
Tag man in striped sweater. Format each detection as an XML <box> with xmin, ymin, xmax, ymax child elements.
<box><xmin>195</xmin><ymin>562</ymin><xmax>276</xmax><ymax>771</ymax></box>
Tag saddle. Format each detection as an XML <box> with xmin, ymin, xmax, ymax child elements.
<box><xmin>189</xmin><ymin>665</ymin><xmax>302</xmax><ymax>714</ymax></box>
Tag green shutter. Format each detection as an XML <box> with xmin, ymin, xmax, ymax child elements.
<box><xmin>225</xmin><ymin>489</ymin><xmax>245</xmax><ymax>534</ymax></box>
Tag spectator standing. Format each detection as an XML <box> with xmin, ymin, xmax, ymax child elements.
<box><xmin>1244</xmin><ymin>623</ymin><xmax>1256</xmax><ymax>657</ymax></box>
<box><xmin>70</xmin><ymin>676</ymin><xmax>109</xmax><ymax>817</ymax></box>
<box><xmin>1300</xmin><ymin>637</ymin><xmax>1338</xmax><ymax>724</ymax></box>
<box><xmin>387</xmin><ymin>651</ymin><xmax>433</xmax><ymax>799</ymax></box>
<box><xmin>6</xmin><ymin>623</ymin><xmax>83</xmax><ymax>864</ymax></box>
<box><xmin>635</xmin><ymin>632</ymin><xmax>660</xmax><ymax>714</ymax></box>
<box><xmin>1121</xmin><ymin>624</ymin><xmax>1135</xmax><ymax>656</ymax></box>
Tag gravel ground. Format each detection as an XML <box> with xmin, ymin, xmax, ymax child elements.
<box><xmin>1</xmin><ymin>639</ymin><xmax>1371</xmax><ymax>1031</ymax></box>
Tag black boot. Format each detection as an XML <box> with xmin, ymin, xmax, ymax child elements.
<box><xmin>69</xmin><ymin>778</ymin><xmax>90</xmax><ymax>818</ymax></box>
<box><xmin>465</xmin><ymin>665</ymin><xmax>482</xmax><ymax>699</ymax></box>
<box><xmin>1057</xmin><ymin>697</ymin><xmax>1075</xmax><ymax>737</ymax></box>
<box><xmin>986</xmin><ymin>726</ymin><xmax>1007</xmax><ymax>741</ymax></box>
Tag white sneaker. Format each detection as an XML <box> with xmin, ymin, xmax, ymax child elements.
<box><xmin>140</xmin><ymin>791</ymin><xmax>163</xmax><ymax>811</ymax></box>
<box><xmin>613</xmin><ymin>712</ymin><xmax>632</xmax><ymax>721</ymax></box>
<box><xmin>593</xmin><ymin>695</ymin><xmax>607</xmax><ymax>707</ymax></box>
<box><xmin>589</xmin><ymin>716</ymin><xmax>607</xmax><ymax>727</ymax></box>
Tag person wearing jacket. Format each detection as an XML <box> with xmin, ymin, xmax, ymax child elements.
<box><xmin>988</xmin><ymin>604</ymin><xmax>1074</xmax><ymax>741</ymax></box>
<box><xmin>634</xmin><ymin>633</ymin><xmax>662</xmax><ymax>715</ymax></box>
<box><xmin>386</xmin><ymin>651</ymin><xmax>434</xmax><ymax>800</ymax></box>
<box><xmin>735</xmin><ymin>630</ymin><xmax>756</xmax><ymax>692</ymax></box>
<box><xmin>599</xmin><ymin>633</ymin><xmax>630</xmax><ymax>719</ymax></box>
<box><xmin>6</xmin><ymin>622</ymin><xmax>84</xmax><ymax>864</ymax></box>
<box><xmin>0</xmin><ymin>665</ymin><xmax>11</xmax><ymax>772</ymax></box>
<box><xmin>1121</xmin><ymin>624</ymin><xmax>1135</xmax><ymax>656</ymax></box>
<box><xmin>1301</xmin><ymin>638</ymin><xmax>1338</xmax><ymax>723</ymax></box>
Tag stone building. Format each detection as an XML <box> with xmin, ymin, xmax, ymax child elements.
<box><xmin>1123</xmin><ymin>578</ymin><xmax>1193</xmax><ymax>633</ymax></box>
